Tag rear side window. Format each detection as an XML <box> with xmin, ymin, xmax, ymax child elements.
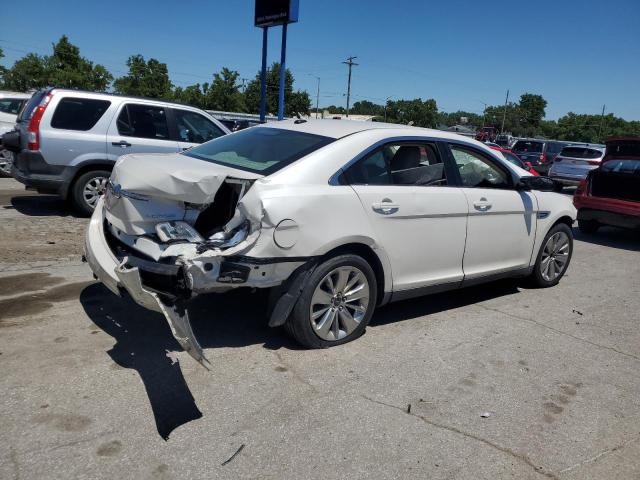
<box><xmin>117</xmin><ymin>104</ymin><xmax>170</xmax><ymax>140</ymax></box>
<box><xmin>51</xmin><ymin>98</ymin><xmax>111</xmax><ymax>131</ymax></box>
<box><xmin>601</xmin><ymin>159</ymin><xmax>640</xmax><ymax>174</ymax></box>
<box><xmin>0</xmin><ymin>98</ymin><xmax>26</xmax><ymax>115</ymax></box>
<box><xmin>560</xmin><ymin>147</ymin><xmax>603</xmax><ymax>159</ymax></box>
<box><xmin>512</xmin><ymin>141</ymin><xmax>543</xmax><ymax>153</ymax></box>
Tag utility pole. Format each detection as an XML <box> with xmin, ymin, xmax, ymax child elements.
<box><xmin>309</xmin><ymin>75</ymin><xmax>320</xmax><ymax>119</ymax></box>
<box><xmin>598</xmin><ymin>104</ymin><xmax>606</xmax><ymax>142</ymax></box>
<box><xmin>342</xmin><ymin>56</ymin><xmax>358</xmax><ymax>117</ymax></box>
<box><xmin>500</xmin><ymin>89</ymin><xmax>509</xmax><ymax>134</ymax></box>
<box><xmin>384</xmin><ymin>95</ymin><xmax>393</xmax><ymax>122</ymax></box>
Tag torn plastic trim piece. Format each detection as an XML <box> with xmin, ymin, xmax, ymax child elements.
<box><xmin>114</xmin><ymin>260</ymin><xmax>210</xmax><ymax>368</ymax></box>
<box><xmin>156</xmin><ymin>297</ymin><xmax>211</xmax><ymax>369</ymax></box>
<box><xmin>268</xmin><ymin>259</ymin><xmax>319</xmax><ymax>327</ymax></box>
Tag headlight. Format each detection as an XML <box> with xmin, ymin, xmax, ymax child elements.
<box><xmin>155</xmin><ymin>221</ymin><xmax>204</xmax><ymax>243</ymax></box>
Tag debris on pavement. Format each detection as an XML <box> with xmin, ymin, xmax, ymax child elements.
<box><xmin>572</xmin><ymin>309</ymin><xmax>583</xmax><ymax>315</ymax></box>
<box><xmin>480</xmin><ymin>412</ymin><xmax>492</xmax><ymax>418</ymax></box>
<box><xmin>221</xmin><ymin>444</ymin><xmax>245</xmax><ymax>466</ymax></box>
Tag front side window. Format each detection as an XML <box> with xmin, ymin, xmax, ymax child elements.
<box><xmin>346</xmin><ymin>142</ymin><xmax>448</xmax><ymax>187</ymax></box>
<box><xmin>0</xmin><ymin>99</ymin><xmax>26</xmax><ymax>115</ymax></box>
<box><xmin>185</xmin><ymin>127</ymin><xmax>333</xmax><ymax>175</ymax></box>
<box><xmin>50</xmin><ymin>98</ymin><xmax>111</xmax><ymax>131</ymax></box>
<box><xmin>173</xmin><ymin>109</ymin><xmax>225</xmax><ymax>143</ymax></box>
<box><xmin>117</xmin><ymin>104</ymin><xmax>169</xmax><ymax>140</ymax></box>
<box><xmin>502</xmin><ymin>151</ymin><xmax>526</xmax><ymax>169</ymax></box>
<box><xmin>450</xmin><ymin>145</ymin><xmax>510</xmax><ymax>188</ymax></box>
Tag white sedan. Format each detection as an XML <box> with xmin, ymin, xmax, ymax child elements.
<box><xmin>85</xmin><ymin>120</ymin><xmax>576</xmax><ymax>365</ymax></box>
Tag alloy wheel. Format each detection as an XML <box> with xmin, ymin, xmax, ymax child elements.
<box><xmin>309</xmin><ymin>266</ymin><xmax>370</xmax><ymax>341</ymax></box>
<box><xmin>540</xmin><ymin>231</ymin><xmax>570</xmax><ymax>281</ymax></box>
<box><xmin>82</xmin><ymin>176</ymin><xmax>109</xmax><ymax>209</ymax></box>
<box><xmin>0</xmin><ymin>149</ymin><xmax>13</xmax><ymax>176</ymax></box>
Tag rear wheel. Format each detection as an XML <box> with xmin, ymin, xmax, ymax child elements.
<box><xmin>285</xmin><ymin>254</ymin><xmax>377</xmax><ymax>348</ymax></box>
<box><xmin>578</xmin><ymin>219</ymin><xmax>599</xmax><ymax>234</ymax></box>
<box><xmin>71</xmin><ymin>170</ymin><xmax>110</xmax><ymax>216</ymax></box>
<box><xmin>529</xmin><ymin>223</ymin><xmax>573</xmax><ymax>288</ymax></box>
<box><xmin>0</xmin><ymin>148</ymin><xmax>13</xmax><ymax>177</ymax></box>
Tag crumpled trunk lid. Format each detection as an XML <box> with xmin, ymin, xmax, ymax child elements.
<box><xmin>105</xmin><ymin>152</ymin><xmax>262</xmax><ymax>235</ymax></box>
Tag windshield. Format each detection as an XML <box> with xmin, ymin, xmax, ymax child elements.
<box><xmin>185</xmin><ymin>127</ymin><xmax>334</xmax><ymax>175</ymax></box>
<box><xmin>561</xmin><ymin>147</ymin><xmax>603</xmax><ymax>159</ymax></box>
<box><xmin>512</xmin><ymin>141</ymin><xmax>543</xmax><ymax>153</ymax></box>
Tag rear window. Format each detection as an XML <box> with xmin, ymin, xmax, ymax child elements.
<box><xmin>545</xmin><ymin>142</ymin><xmax>566</xmax><ymax>154</ymax></box>
<box><xmin>601</xmin><ymin>159</ymin><xmax>640</xmax><ymax>174</ymax></box>
<box><xmin>560</xmin><ymin>147</ymin><xmax>603</xmax><ymax>159</ymax></box>
<box><xmin>17</xmin><ymin>90</ymin><xmax>47</xmax><ymax>122</ymax></box>
<box><xmin>185</xmin><ymin>127</ymin><xmax>334</xmax><ymax>175</ymax></box>
<box><xmin>512</xmin><ymin>141</ymin><xmax>543</xmax><ymax>153</ymax></box>
<box><xmin>502</xmin><ymin>151</ymin><xmax>525</xmax><ymax>168</ymax></box>
<box><xmin>51</xmin><ymin>98</ymin><xmax>111</xmax><ymax>131</ymax></box>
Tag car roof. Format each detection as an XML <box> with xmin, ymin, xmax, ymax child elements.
<box><xmin>260</xmin><ymin>118</ymin><xmax>480</xmax><ymax>141</ymax></box>
<box><xmin>44</xmin><ymin>88</ymin><xmax>202</xmax><ymax>110</ymax></box>
<box><xmin>0</xmin><ymin>91</ymin><xmax>32</xmax><ymax>99</ymax></box>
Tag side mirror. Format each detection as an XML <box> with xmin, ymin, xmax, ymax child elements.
<box><xmin>517</xmin><ymin>176</ymin><xmax>559</xmax><ymax>192</ymax></box>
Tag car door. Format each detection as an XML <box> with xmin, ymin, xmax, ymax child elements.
<box><xmin>171</xmin><ymin>108</ymin><xmax>228</xmax><ymax>151</ymax></box>
<box><xmin>345</xmin><ymin>140</ymin><xmax>469</xmax><ymax>294</ymax></box>
<box><xmin>106</xmin><ymin>102</ymin><xmax>179</xmax><ymax>159</ymax></box>
<box><xmin>446</xmin><ymin>143</ymin><xmax>537</xmax><ymax>280</ymax></box>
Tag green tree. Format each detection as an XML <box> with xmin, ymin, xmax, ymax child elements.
<box><xmin>173</xmin><ymin>84</ymin><xmax>207</xmax><ymax>109</ymax></box>
<box><xmin>437</xmin><ymin>110</ymin><xmax>484</xmax><ymax>127</ymax></box>
<box><xmin>1</xmin><ymin>36</ymin><xmax>112</xmax><ymax>91</ymax></box>
<box><xmin>244</xmin><ymin>62</ymin><xmax>310</xmax><ymax>116</ymax></box>
<box><xmin>350</xmin><ymin>100</ymin><xmax>384</xmax><ymax>116</ymax></box>
<box><xmin>518</xmin><ymin>93</ymin><xmax>547</xmax><ymax>135</ymax></box>
<box><xmin>205</xmin><ymin>68</ymin><xmax>245</xmax><ymax>111</ymax></box>
<box><xmin>385</xmin><ymin>98</ymin><xmax>438</xmax><ymax>127</ymax></box>
<box><xmin>113</xmin><ymin>55</ymin><xmax>172</xmax><ymax>99</ymax></box>
<box><xmin>0</xmin><ymin>48</ymin><xmax>6</xmax><ymax>84</ymax></box>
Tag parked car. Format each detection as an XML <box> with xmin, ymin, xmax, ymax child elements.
<box><xmin>549</xmin><ymin>145</ymin><xmax>606</xmax><ymax>186</ymax></box>
<box><xmin>218</xmin><ymin>118</ymin><xmax>261</xmax><ymax>132</ymax></box>
<box><xmin>85</xmin><ymin>120</ymin><xmax>576</xmax><ymax>365</ymax></box>
<box><xmin>512</xmin><ymin>139</ymin><xmax>573</xmax><ymax>175</ymax></box>
<box><xmin>475</xmin><ymin>126</ymin><xmax>497</xmax><ymax>142</ymax></box>
<box><xmin>490</xmin><ymin>146</ymin><xmax>540</xmax><ymax>176</ymax></box>
<box><xmin>2</xmin><ymin>88</ymin><xmax>230</xmax><ymax>214</ymax></box>
<box><xmin>573</xmin><ymin>137</ymin><xmax>640</xmax><ymax>233</ymax></box>
<box><xmin>0</xmin><ymin>91</ymin><xmax>32</xmax><ymax>177</ymax></box>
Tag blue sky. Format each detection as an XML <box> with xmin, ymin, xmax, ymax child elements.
<box><xmin>1</xmin><ymin>0</ymin><xmax>639</xmax><ymax>120</ymax></box>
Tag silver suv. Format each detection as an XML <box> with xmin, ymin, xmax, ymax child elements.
<box><xmin>4</xmin><ymin>88</ymin><xmax>230</xmax><ymax>214</ymax></box>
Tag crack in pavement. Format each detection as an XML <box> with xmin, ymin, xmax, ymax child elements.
<box><xmin>557</xmin><ymin>433</ymin><xmax>640</xmax><ymax>475</ymax></box>
<box><xmin>361</xmin><ymin>395</ymin><xmax>558</xmax><ymax>479</ymax></box>
<box><xmin>475</xmin><ymin>304</ymin><xmax>640</xmax><ymax>362</ymax></box>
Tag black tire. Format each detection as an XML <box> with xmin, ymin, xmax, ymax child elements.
<box><xmin>529</xmin><ymin>223</ymin><xmax>573</xmax><ymax>288</ymax></box>
<box><xmin>578</xmin><ymin>219</ymin><xmax>599</xmax><ymax>234</ymax></box>
<box><xmin>70</xmin><ymin>170</ymin><xmax>111</xmax><ymax>216</ymax></box>
<box><xmin>284</xmin><ymin>254</ymin><xmax>377</xmax><ymax>348</ymax></box>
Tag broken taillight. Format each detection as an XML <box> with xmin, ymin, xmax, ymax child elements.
<box><xmin>27</xmin><ymin>93</ymin><xmax>53</xmax><ymax>151</ymax></box>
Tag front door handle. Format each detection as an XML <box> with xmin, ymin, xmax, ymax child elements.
<box><xmin>112</xmin><ymin>140</ymin><xmax>132</xmax><ymax>148</ymax></box>
<box><xmin>473</xmin><ymin>197</ymin><xmax>492</xmax><ymax>211</ymax></box>
<box><xmin>372</xmin><ymin>199</ymin><xmax>399</xmax><ymax>215</ymax></box>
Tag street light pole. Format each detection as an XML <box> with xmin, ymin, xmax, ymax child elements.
<box><xmin>500</xmin><ymin>89</ymin><xmax>509</xmax><ymax>134</ymax></box>
<box><xmin>342</xmin><ymin>56</ymin><xmax>358</xmax><ymax>118</ymax></box>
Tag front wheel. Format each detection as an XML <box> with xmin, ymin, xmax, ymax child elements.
<box><xmin>285</xmin><ymin>254</ymin><xmax>377</xmax><ymax>348</ymax></box>
<box><xmin>529</xmin><ymin>223</ymin><xmax>573</xmax><ymax>288</ymax></box>
<box><xmin>71</xmin><ymin>170</ymin><xmax>111</xmax><ymax>216</ymax></box>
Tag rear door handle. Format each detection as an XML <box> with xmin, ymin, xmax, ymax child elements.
<box><xmin>372</xmin><ymin>199</ymin><xmax>399</xmax><ymax>215</ymax></box>
<box><xmin>112</xmin><ymin>140</ymin><xmax>132</xmax><ymax>148</ymax></box>
<box><xmin>473</xmin><ymin>197</ymin><xmax>492</xmax><ymax>211</ymax></box>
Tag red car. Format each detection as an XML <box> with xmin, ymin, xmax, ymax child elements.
<box><xmin>490</xmin><ymin>146</ymin><xmax>540</xmax><ymax>176</ymax></box>
<box><xmin>573</xmin><ymin>137</ymin><xmax>640</xmax><ymax>233</ymax></box>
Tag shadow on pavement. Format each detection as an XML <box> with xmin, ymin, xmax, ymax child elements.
<box><xmin>79</xmin><ymin>283</ymin><xmax>295</xmax><ymax>440</ymax></box>
<box><xmin>7</xmin><ymin>194</ymin><xmax>82</xmax><ymax>217</ymax></box>
<box><xmin>573</xmin><ymin>226</ymin><xmax>640</xmax><ymax>252</ymax></box>
<box><xmin>371</xmin><ymin>279</ymin><xmax>520</xmax><ymax>327</ymax></box>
